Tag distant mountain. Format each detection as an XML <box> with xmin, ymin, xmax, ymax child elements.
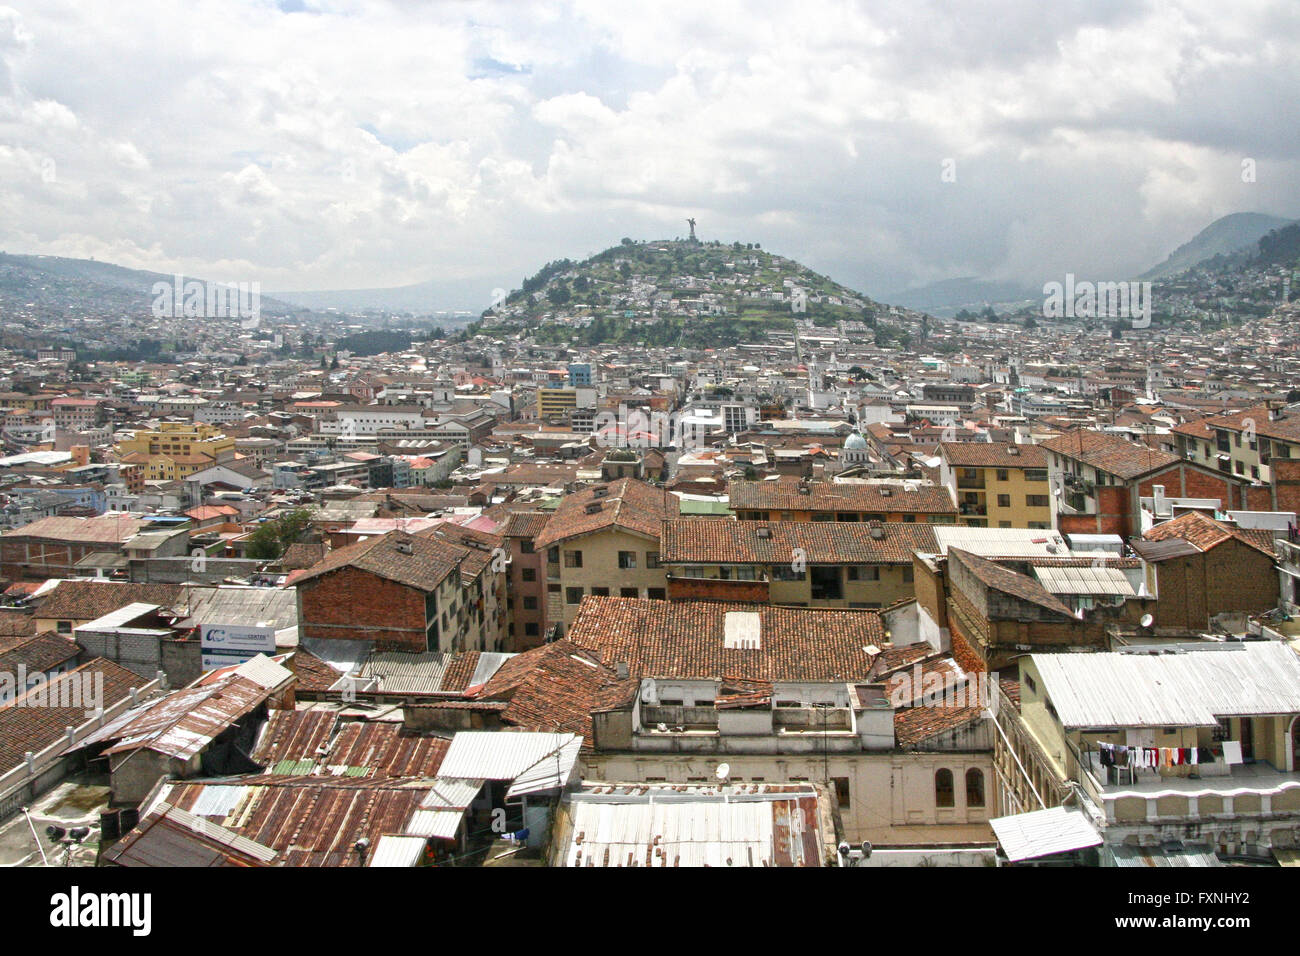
<box><xmin>0</xmin><ymin>253</ymin><xmax>306</xmax><ymax>317</ymax></box>
<box><xmin>1141</xmin><ymin>212</ymin><xmax>1294</xmax><ymax>280</ymax></box>
<box><xmin>885</xmin><ymin>277</ymin><xmax>1039</xmax><ymax>318</ymax></box>
<box><xmin>273</xmin><ymin>276</ymin><xmax>491</xmax><ymax>318</ymax></box>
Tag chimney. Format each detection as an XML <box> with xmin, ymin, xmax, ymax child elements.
<box><xmin>615</xmin><ymin>662</ymin><xmax>629</xmax><ymax>680</ymax></box>
<box><xmin>1153</xmin><ymin>484</ymin><xmax>1166</xmax><ymax>515</ymax></box>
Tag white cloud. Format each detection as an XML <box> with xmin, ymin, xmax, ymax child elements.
<box><xmin>0</xmin><ymin>0</ymin><xmax>1295</xmax><ymax>301</ymax></box>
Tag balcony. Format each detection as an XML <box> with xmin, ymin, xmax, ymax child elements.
<box><xmin>956</xmin><ymin>478</ymin><xmax>986</xmax><ymax>490</ymax></box>
<box><xmin>959</xmin><ymin>503</ymin><xmax>987</xmax><ymax>517</ymax></box>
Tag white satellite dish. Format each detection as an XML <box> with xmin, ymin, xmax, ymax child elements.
<box><xmin>1140</xmin><ymin>614</ymin><xmax>1154</xmax><ymax>628</ymax></box>
<box><xmin>715</xmin><ymin>763</ymin><xmax>730</xmax><ymax>782</ymax></box>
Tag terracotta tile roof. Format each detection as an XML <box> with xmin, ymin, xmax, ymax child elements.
<box><xmin>948</xmin><ymin>549</ymin><xmax>1075</xmax><ymax>618</ymax></box>
<box><xmin>1202</xmin><ymin>404</ymin><xmax>1300</xmax><ymax>445</ymax></box>
<box><xmin>0</xmin><ymin>658</ymin><xmax>143</xmax><ymax>771</ymax></box>
<box><xmin>939</xmin><ymin>442</ymin><xmax>1048</xmax><ymax>468</ymax></box>
<box><xmin>894</xmin><ymin>701</ymin><xmax>985</xmax><ymax>747</ymax></box>
<box><xmin>438</xmin><ymin>652</ymin><xmax>481</xmax><ymax>693</ymax></box>
<box><xmin>290</xmin><ymin>530</ymin><xmax>463</xmax><ymax>593</ymax></box>
<box><xmin>728</xmin><ymin>479</ymin><xmax>958</xmax><ymax>515</ymax></box>
<box><xmin>0</xmin><ymin>631</ymin><xmax>80</xmax><ymax>675</ymax></box>
<box><xmin>1143</xmin><ymin>511</ymin><xmax>1276</xmax><ymax>558</ymax></box>
<box><xmin>502</xmin><ymin>511</ymin><xmax>552</xmax><ymax>539</ymax></box>
<box><xmin>1039</xmin><ymin>429</ymin><xmax>1180</xmax><ymax>480</ymax></box>
<box><xmin>661</xmin><ymin>519</ymin><xmax>938</xmax><ymax>565</ymax></box>
<box><xmin>287</xmin><ymin>649</ymin><xmax>342</xmax><ymax>692</ymax></box>
<box><xmin>566</xmin><ymin>596</ymin><xmax>885</xmax><ymax>682</ymax></box>
<box><xmin>281</xmin><ymin>542</ymin><xmax>328</xmax><ymax>571</ymax></box>
<box><xmin>33</xmin><ymin>581</ymin><xmax>185</xmax><ymax>622</ymax></box>
<box><xmin>480</xmin><ymin>640</ymin><xmax>637</xmax><ymax>745</ymax></box>
<box><xmin>534</xmin><ymin>478</ymin><xmax>678</xmax><ymax>549</ymax></box>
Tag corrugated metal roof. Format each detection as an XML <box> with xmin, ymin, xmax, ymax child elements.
<box><xmin>1108</xmin><ymin>843</ymin><xmax>1222</xmax><ymax>867</ymax></box>
<box><xmin>369</xmin><ymin>834</ymin><xmax>428</xmax><ymax>867</ymax></box>
<box><xmin>405</xmin><ymin>808</ymin><xmax>467</xmax><ymax>839</ymax></box>
<box><xmin>989</xmin><ymin>807</ymin><xmax>1101</xmax><ymax>862</ymax></box>
<box><xmin>80</xmin><ymin>675</ymin><xmax>273</xmax><ymax>759</ymax></box>
<box><xmin>1031</xmin><ymin>642</ymin><xmax>1300</xmax><ymax>728</ymax></box>
<box><xmin>933</xmin><ymin>527</ymin><xmax>1070</xmax><ymax>558</ymax></box>
<box><xmin>360</xmin><ymin>651</ymin><xmax>451</xmax><ymax>694</ymax></box>
<box><xmin>419</xmin><ymin>777</ymin><xmax>484</xmax><ymax>810</ymax></box>
<box><xmin>468</xmin><ymin>652</ymin><xmax>514</xmax><ymax>689</ymax></box>
<box><xmin>1033</xmin><ymin>565</ymin><xmax>1136</xmax><ymax>596</ymax></box>
<box><xmin>301</xmin><ymin>637</ymin><xmax>372</xmax><ymax>676</ymax></box>
<box><xmin>439</xmin><ymin>731</ymin><xmax>581</xmax><ymax>783</ymax></box>
<box><xmin>560</xmin><ymin>786</ymin><xmax>824</xmax><ymax>867</ymax></box>
<box><xmin>506</xmin><ymin>737</ymin><xmax>581</xmax><ymax>798</ymax></box>
<box><xmin>186</xmin><ymin>587</ymin><xmax>298</xmax><ymax>629</ymax></box>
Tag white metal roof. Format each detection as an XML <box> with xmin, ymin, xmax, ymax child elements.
<box><xmin>1033</xmin><ymin>565</ymin><xmax>1136</xmax><ymax>596</ymax></box>
<box><xmin>932</xmin><ymin>527</ymin><xmax>1069</xmax><ymax>558</ymax></box>
<box><xmin>506</xmin><ymin>737</ymin><xmax>582</xmax><ymax>798</ymax></box>
<box><xmin>1030</xmin><ymin>642</ymin><xmax>1300</xmax><ymax>728</ymax></box>
<box><xmin>990</xmin><ymin>806</ymin><xmax>1101</xmax><ymax>862</ymax></box>
<box><xmin>419</xmin><ymin>777</ymin><xmax>484</xmax><ymax>810</ymax></box>
<box><xmin>368</xmin><ymin>834</ymin><xmax>427</xmax><ymax>867</ymax></box>
<box><xmin>560</xmin><ymin>787</ymin><xmax>822</xmax><ymax>867</ymax></box>
<box><xmin>404</xmin><ymin>809</ymin><xmax>466</xmax><ymax>840</ymax></box>
<box><xmin>439</xmin><ymin>731</ymin><xmax>581</xmax><ymax>788</ymax></box>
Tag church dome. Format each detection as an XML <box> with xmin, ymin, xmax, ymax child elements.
<box><xmin>844</xmin><ymin>430</ymin><xmax>868</xmax><ymax>450</ymax></box>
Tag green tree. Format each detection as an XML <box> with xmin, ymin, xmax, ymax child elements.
<box><xmin>245</xmin><ymin>507</ymin><xmax>317</xmax><ymax>560</ymax></box>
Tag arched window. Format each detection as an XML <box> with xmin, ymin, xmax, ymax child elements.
<box><xmin>935</xmin><ymin>768</ymin><xmax>954</xmax><ymax>808</ymax></box>
<box><xmin>966</xmin><ymin>768</ymin><xmax>985</xmax><ymax>808</ymax></box>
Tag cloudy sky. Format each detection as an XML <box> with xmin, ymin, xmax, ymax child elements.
<box><xmin>1</xmin><ymin>0</ymin><xmax>1298</xmax><ymax>307</ymax></box>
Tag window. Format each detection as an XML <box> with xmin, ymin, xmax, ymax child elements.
<box><xmin>564</xmin><ymin>550</ymin><xmax>583</xmax><ymax>568</ymax></box>
<box><xmin>997</xmin><ymin>494</ymin><xmax>1010</xmax><ymax>508</ymax></box>
<box><xmin>520</xmin><ymin>540</ymin><xmax>534</xmax><ymax>554</ymax></box>
<box><xmin>935</xmin><ymin>769</ymin><xmax>955</xmax><ymax>808</ymax></box>
<box><xmin>620</xmin><ymin>587</ymin><xmax>639</xmax><ymax>598</ymax></box>
<box><xmin>565</xmin><ymin>587</ymin><xmax>583</xmax><ymax>604</ymax></box>
<box><xmin>522</xmin><ymin>596</ymin><xmax>538</xmax><ymax>610</ymax></box>
<box><xmin>1024</xmin><ymin>469</ymin><xmax>1047</xmax><ymax>482</ymax></box>
<box><xmin>966</xmin><ymin>768</ymin><xmax>985</xmax><ymax>807</ymax></box>
<box><xmin>646</xmin><ymin>551</ymin><xmax>660</xmax><ymax>569</ymax></box>
<box><xmin>1026</xmin><ymin>495</ymin><xmax>1049</xmax><ymax>508</ymax></box>
<box><xmin>56</xmin><ymin>621</ymin><xmax>72</xmax><ymax>634</ymax></box>
<box><xmin>647</xmin><ymin>587</ymin><xmax>666</xmax><ymax>599</ymax></box>
<box><xmin>524</xmin><ymin>622</ymin><xmax>539</xmax><ymax>637</ymax></box>
<box><xmin>832</xmin><ymin>777</ymin><xmax>851</xmax><ymax>809</ymax></box>
<box><xmin>902</xmin><ymin>566</ymin><xmax>914</xmax><ymax>583</ymax></box>
<box><xmin>591</xmin><ymin>587</ymin><xmax>610</xmax><ymax>597</ymax></box>
<box><xmin>996</xmin><ymin>469</ymin><xmax>1009</xmax><ymax>482</ymax></box>
<box><xmin>618</xmin><ymin>550</ymin><xmax>637</xmax><ymax>569</ymax></box>
<box><xmin>548</xmin><ymin>546</ymin><xmax>559</xmax><ymax>563</ymax></box>
<box><xmin>521</xmin><ymin>568</ymin><xmax>536</xmax><ymax>582</ymax></box>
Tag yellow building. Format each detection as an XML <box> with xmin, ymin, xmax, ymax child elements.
<box><xmin>115</xmin><ymin>422</ymin><xmax>236</xmax><ymax>482</ymax></box>
<box><xmin>659</xmin><ymin>518</ymin><xmax>938</xmax><ymax>609</ymax></box>
<box><xmin>534</xmin><ymin>478</ymin><xmax>676</xmax><ymax>635</ymax></box>
<box><xmin>537</xmin><ymin>387</ymin><xmax>578</xmax><ymax>420</ymax></box>
<box><xmin>939</xmin><ymin>443</ymin><xmax>1052</xmax><ymax>529</ymax></box>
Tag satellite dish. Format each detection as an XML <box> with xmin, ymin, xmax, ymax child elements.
<box><xmin>715</xmin><ymin>763</ymin><xmax>730</xmax><ymax>782</ymax></box>
<box><xmin>1140</xmin><ymin>614</ymin><xmax>1154</xmax><ymax>629</ymax></box>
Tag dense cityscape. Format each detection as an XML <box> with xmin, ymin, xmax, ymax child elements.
<box><xmin>1</xmin><ymin>2</ymin><xmax>1298</xmax><ymax>935</ymax></box>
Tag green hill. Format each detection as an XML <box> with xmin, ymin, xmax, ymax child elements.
<box><xmin>477</xmin><ymin>238</ymin><xmax>897</xmax><ymax>348</ymax></box>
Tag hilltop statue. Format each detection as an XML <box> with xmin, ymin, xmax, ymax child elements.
<box><xmin>687</xmin><ymin>218</ymin><xmax>697</xmax><ymax>241</ymax></box>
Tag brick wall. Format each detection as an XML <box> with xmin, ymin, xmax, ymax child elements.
<box><xmin>297</xmin><ymin>566</ymin><xmax>430</xmax><ymax>651</ymax></box>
